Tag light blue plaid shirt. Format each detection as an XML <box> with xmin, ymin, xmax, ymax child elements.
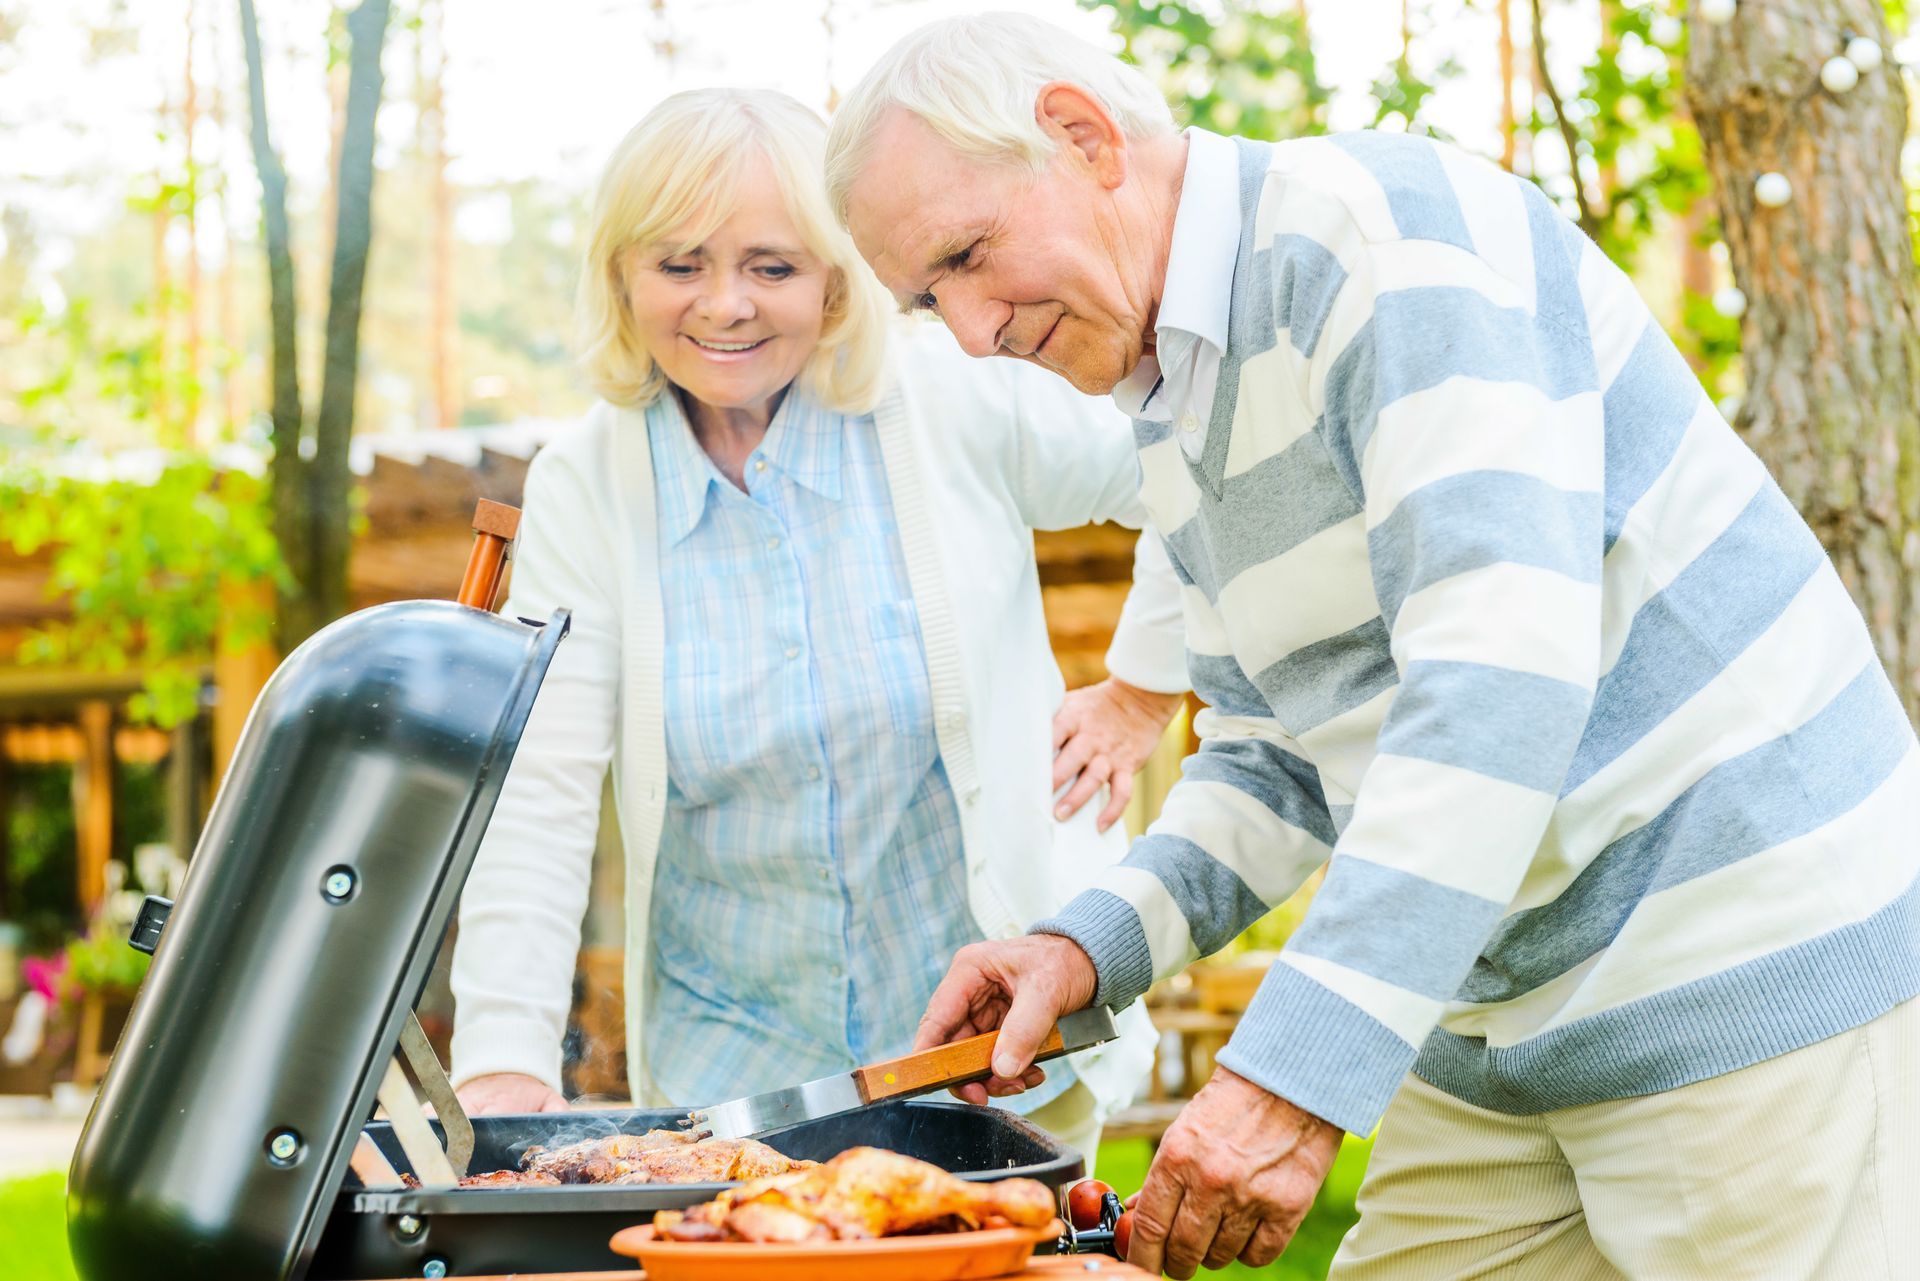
<box><xmin>644</xmin><ymin>389</ymin><xmax>1072</xmax><ymax>1112</ymax></box>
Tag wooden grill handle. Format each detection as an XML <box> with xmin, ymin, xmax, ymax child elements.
<box><xmin>456</xmin><ymin>499</ymin><xmax>521</xmax><ymax>611</ymax></box>
<box><xmin>853</xmin><ymin>1024</ymin><xmax>1069</xmax><ymax>1103</ymax></box>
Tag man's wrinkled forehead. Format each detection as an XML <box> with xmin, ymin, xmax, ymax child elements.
<box><xmin>848</xmin><ymin>111</ymin><xmax>986</xmax><ymax>283</ymax></box>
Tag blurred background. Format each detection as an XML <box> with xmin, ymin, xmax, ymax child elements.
<box><xmin>3</xmin><ymin>0</ymin><xmax>1917</xmax><ymax>1276</ymax></box>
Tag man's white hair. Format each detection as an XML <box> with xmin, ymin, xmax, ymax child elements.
<box><xmin>825</xmin><ymin>12</ymin><xmax>1175</xmax><ymax>223</ymax></box>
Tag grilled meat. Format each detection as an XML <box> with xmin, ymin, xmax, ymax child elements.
<box><xmin>515</xmin><ymin>1129</ymin><xmax>813</xmax><ymax>1185</ymax></box>
<box><xmin>654</xmin><ymin>1146</ymin><xmax>1055</xmax><ymax>1242</ymax></box>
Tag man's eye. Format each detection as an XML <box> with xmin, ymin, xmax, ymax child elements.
<box><xmin>915</xmin><ymin>292</ymin><xmax>939</xmax><ymax>313</ymax></box>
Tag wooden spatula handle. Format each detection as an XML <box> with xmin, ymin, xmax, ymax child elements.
<box><xmin>853</xmin><ymin>1025</ymin><xmax>1069</xmax><ymax>1103</ymax></box>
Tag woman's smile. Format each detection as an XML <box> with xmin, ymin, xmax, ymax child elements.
<box><xmin>685</xmin><ymin>334</ymin><xmax>772</xmax><ymax>359</ymax></box>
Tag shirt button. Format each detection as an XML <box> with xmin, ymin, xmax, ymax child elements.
<box><xmin>753</xmin><ymin>458</ymin><xmax>767</xmax><ymax>472</ymax></box>
<box><xmin>817</xmin><ymin>865</ymin><xmax>831</xmax><ymax>881</ymax></box>
<box><xmin>1180</xmin><ymin>414</ymin><xmax>1201</xmax><ymax>434</ymax></box>
<box><xmin>785</xmin><ymin>646</ymin><xmax>802</xmax><ymax>660</ymax></box>
<box><xmin>807</xmin><ymin>765</ymin><xmax>822</xmax><ymax>781</ymax></box>
<box><xmin>766</xmin><ymin>535</ymin><xmax>781</xmax><ymax>550</ymax></box>
<box><xmin>827</xmin><ymin>964</ymin><xmax>844</xmax><ymax>979</ymax></box>
<box><xmin>940</xmin><ymin>708</ymin><xmax>964</xmax><ymax>730</ymax></box>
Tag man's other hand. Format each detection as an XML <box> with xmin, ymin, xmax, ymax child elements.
<box><xmin>913</xmin><ymin>934</ymin><xmax>1100</xmax><ymax>1104</ymax></box>
<box><xmin>1052</xmin><ymin>678</ymin><xmax>1185</xmax><ymax>831</ymax></box>
<box><xmin>1127</xmin><ymin>1066</ymin><xmax>1343</xmax><ymax>1278</ymax></box>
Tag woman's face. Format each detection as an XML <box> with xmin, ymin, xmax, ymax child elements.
<box><xmin>622</xmin><ymin>155</ymin><xmax>830</xmax><ymax>418</ymax></box>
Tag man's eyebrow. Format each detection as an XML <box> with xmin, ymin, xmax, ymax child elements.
<box><xmin>922</xmin><ymin>231</ymin><xmax>976</xmax><ymax>274</ymax></box>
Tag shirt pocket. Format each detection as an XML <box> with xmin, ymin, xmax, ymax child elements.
<box><xmin>865</xmin><ymin>600</ymin><xmax>937</xmax><ymax>741</ymax></box>
<box><xmin>663</xmin><ymin>639</ymin><xmax>790</xmax><ymax>804</ymax></box>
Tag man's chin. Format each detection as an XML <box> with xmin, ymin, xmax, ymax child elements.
<box><xmin>1003</xmin><ymin>347</ymin><xmax>1125</xmax><ymax>396</ymax></box>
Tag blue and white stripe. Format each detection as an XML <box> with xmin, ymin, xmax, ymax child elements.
<box><xmin>1036</xmin><ymin>131</ymin><xmax>1920</xmax><ymax>1136</ymax></box>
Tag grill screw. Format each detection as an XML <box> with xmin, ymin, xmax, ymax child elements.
<box><xmin>323</xmin><ymin>868</ymin><xmax>356</xmax><ymax>902</ymax></box>
<box><xmin>395</xmin><ymin>1214</ymin><xmax>424</xmax><ymax>1239</ymax></box>
<box><xmin>267</xmin><ymin>1130</ymin><xmax>301</xmax><ymax>1163</ymax></box>
<box><xmin>422</xmin><ymin>1259</ymin><xmax>448</xmax><ymax>1279</ymax></box>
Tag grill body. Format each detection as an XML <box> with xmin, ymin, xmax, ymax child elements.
<box><xmin>310</xmin><ymin>1100</ymin><xmax>1086</xmax><ymax>1278</ymax></box>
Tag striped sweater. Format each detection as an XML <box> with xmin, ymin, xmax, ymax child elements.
<box><xmin>1034</xmin><ymin>132</ymin><xmax>1920</xmax><ymax>1137</ymax></box>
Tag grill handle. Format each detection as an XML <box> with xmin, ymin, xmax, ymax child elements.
<box><xmin>456</xmin><ymin>499</ymin><xmax>522</xmax><ymax>612</ymax></box>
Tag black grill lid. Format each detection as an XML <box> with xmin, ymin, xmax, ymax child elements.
<box><xmin>66</xmin><ymin>599</ymin><xmax>568</xmax><ymax>1281</ymax></box>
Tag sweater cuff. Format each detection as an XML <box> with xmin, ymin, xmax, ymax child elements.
<box><xmin>449</xmin><ymin>1015</ymin><xmax>566</xmax><ymax>1094</ymax></box>
<box><xmin>1104</xmin><ymin>628</ymin><xmax>1190</xmax><ymax>696</ymax></box>
<box><xmin>1031</xmin><ymin>888</ymin><xmax>1158</xmax><ymax>1011</ymax></box>
<box><xmin>1213</xmin><ymin>959</ymin><xmax>1421</xmax><ymax>1138</ymax></box>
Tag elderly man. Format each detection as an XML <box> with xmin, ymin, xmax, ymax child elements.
<box><xmin>826</xmin><ymin>13</ymin><xmax>1920</xmax><ymax>1281</ymax></box>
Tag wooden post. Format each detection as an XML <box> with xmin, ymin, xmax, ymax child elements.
<box><xmin>214</xmin><ymin>578</ymin><xmax>279</xmax><ymax>781</ymax></box>
<box><xmin>167</xmin><ymin>715</ymin><xmax>204</xmax><ymax>863</ymax></box>
<box><xmin>75</xmin><ymin>700</ymin><xmax>114</xmax><ymax>915</ymax></box>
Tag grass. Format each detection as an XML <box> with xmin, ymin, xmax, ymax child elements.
<box><xmin>1096</xmin><ymin>1133</ymin><xmax>1371</xmax><ymax>1279</ymax></box>
<box><xmin>0</xmin><ymin>1172</ymin><xmax>75</xmax><ymax>1281</ymax></box>
<box><xmin>0</xmin><ymin>1134</ymin><xmax>1370</xmax><ymax>1280</ymax></box>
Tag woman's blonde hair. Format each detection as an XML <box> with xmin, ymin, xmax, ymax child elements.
<box><xmin>578</xmin><ymin>88</ymin><xmax>895</xmax><ymax>413</ymax></box>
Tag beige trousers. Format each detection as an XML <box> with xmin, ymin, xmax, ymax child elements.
<box><xmin>1332</xmin><ymin>998</ymin><xmax>1918</xmax><ymax>1280</ymax></box>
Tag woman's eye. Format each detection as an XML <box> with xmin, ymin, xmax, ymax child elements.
<box><xmin>756</xmin><ymin>264</ymin><xmax>795</xmax><ymax>280</ymax></box>
<box><xmin>661</xmin><ymin>262</ymin><xmax>696</xmax><ymax>277</ymax></box>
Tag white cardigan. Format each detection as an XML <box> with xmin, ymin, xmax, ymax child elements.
<box><xmin>450</xmin><ymin>327</ymin><xmax>1186</xmax><ymax>1115</ymax></box>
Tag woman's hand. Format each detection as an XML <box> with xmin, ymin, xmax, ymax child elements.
<box><xmin>1051</xmin><ymin>678</ymin><xmax>1186</xmax><ymax>831</ymax></box>
<box><xmin>456</xmin><ymin>1073</ymin><xmax>570</xmax><ymax>1116</ymax></box>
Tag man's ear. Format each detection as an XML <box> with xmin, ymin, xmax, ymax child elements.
<box><xmin>1035</xmin><ymin>81</ymin><xmax>1128</xmax><ymax>188</ymax></box>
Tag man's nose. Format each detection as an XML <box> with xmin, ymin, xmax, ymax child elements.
<box><xmin>941</xmin><ymin>293</ymin><xmax>1003</xmax><ymax>360</ymax></box>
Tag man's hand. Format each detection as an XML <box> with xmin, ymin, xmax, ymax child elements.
<box><xmin>914</xmin><ymin>934</ymin><xmax>1100</xmax><ymax>1104</ymax></box>
<box><xmin>1052</xmin><ymin>678</ymin><xmax>1185</xmax><ymax>831</ymax></box>
<box><xmin>456</xmin><ymin>1072</ymin><xmax>569</xmax><ymax>1116</ymax></box>
<box><xmin>1127</xmin><ymin>1067</ymin><xmax>1342</xmax><ymax>1279</ymax></box>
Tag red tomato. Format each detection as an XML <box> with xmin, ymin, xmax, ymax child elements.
<box><xmin>1066</xmin><ymin>1179</ymin><xmax>1112</xmax><ymax>1231</ymax></box>
<box><xmin>1114</xmin><ymin>1209</ymin><xmax>1135</xmax><ymax>1260</ymax></box>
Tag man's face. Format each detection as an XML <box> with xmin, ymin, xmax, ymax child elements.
<box><xmin>845</xmin><ymin>108</ymin><xmax>1156</xmax><ymax>396</ymax></box>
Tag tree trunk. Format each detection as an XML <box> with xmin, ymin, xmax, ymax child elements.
<box><xmin>310</xmin><ymin>0</ymin><xmax>391</xmax><ymax>636</ymax></box>
<box><xmin>1497</xmin><ymin>0</ymin><xmax>1516</xmax><ymax>172</ymax></box>
<box><xmin>1687</xmin><ymin>0</ymin><xmax>1920</xmax><ymax>722</ymax></box>
<box><xmin>239</xmin><ymin>0</ymin><xmax>309</xmax><ymax>649</ymax></box>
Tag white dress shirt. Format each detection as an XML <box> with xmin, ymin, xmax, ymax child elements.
<box><xmin>1111</xmin><ymin>127</ymin><xmax>1243</xmax><ymax>460</ymax></box>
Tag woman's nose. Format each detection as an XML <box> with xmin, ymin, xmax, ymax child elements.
<box><xmin>696</xmin><ymin>278</ymin><xmax>755</xmax><ymax>325</ymax></box>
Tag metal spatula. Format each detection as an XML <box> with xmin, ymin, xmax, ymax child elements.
<box><xmin>683</xmin><ymin>1005</ymin><xmax>1119</xmax><ymax>1140</ymax></box>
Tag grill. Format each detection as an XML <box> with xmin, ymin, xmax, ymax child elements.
<box><xmin>310</xmin><ymin>1102</ymin><xmax>1085</xmax><ymax>1278</ymax></box>
<box><xmin>61</xmin><ymin>505</ymin><xmax>1092</xmax><ymax>1280</ymax></box>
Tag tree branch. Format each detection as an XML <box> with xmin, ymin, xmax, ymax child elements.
<box><xmin>1530</xmin><ymin>0</ymin><xmax>1603</xmax><ymax>239</ymax></box>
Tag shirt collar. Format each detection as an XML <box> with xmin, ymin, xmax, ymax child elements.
<box><xmin>760</xmin><ymin>390</ymin><xmax>842</xmax><ymax>503</ymax></box>
<box><xmin>649</xmin><ymin>388</ymin><xmax>844</xmax><ymax>545</ymax></box>
<box><xmin>1155</xmin><ymin>127</ymin><xmax>1241</xmax><ymax>355</ymax></box>
<box><xmin>649</xmin><ymin>394</ymin><xmax>719</xmax><ymax>547</ymax></box>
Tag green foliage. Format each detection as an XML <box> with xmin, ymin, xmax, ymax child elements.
<box><xmin>61</xmin><ymin>920</ymin><xmax>151</xmax><ymax>998</ymax></box>
<box><xmin>1079</xmin><ymin>1</ymin><xmax>1330</xmax><ymax>141</ymax></box>
<box><xmin>0</xmin><ymin>1173</ymin><xmax>77</xmax><ymax>1281</ymax></box>
<box><xmin>1565</xmin><ymin>4</ymin><xmax>1713</xmax><ymax>267</ymax></box>
<box><xmin>4</xmin><ymin>765</ymin><xmax>80</xmax><ymax>949</ymax></box>
<box><xmin>0</xmin><ymin>452</ymin><xmax>282</xmax><ymax>727</ymax></box>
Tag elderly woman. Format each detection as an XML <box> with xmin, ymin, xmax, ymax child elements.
<box><xmin>446</xmin><ymin>88</ymin><xmax>1186</xmax><ymax>1158</ymax></box>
